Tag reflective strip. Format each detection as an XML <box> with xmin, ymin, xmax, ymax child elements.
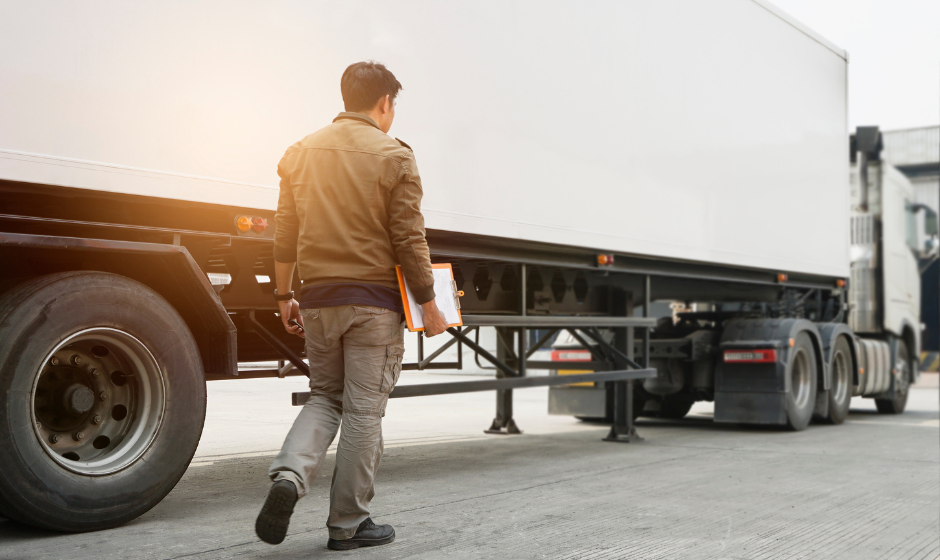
<box><xmin>723</xmin><ymin>349</ymin><xmax>777</xmax><ymax>363</ymax></box>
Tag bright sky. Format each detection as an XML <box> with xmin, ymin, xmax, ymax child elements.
<box><xmin>771</xmin><ymin>0</ymin><xmax>939</xmax><ymax>131</ymax></box>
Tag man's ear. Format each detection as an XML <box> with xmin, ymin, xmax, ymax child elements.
<box><xmin>381</xmin><ymin>95</ymin><xmax>391</xmax><ymax>114</ymax></box>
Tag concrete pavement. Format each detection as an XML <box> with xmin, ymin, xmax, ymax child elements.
<box><xmin>0</xmin><ymin>373</ymin><xmax>937</xmax><ymax>560</ymax></box>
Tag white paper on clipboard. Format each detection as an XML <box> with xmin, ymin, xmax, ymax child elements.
<box><xmin>398</xmin><ymin>265</ymin><xmax>462</xmax><ymax>331</ymax></box>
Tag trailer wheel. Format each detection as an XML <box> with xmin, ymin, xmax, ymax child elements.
<box><xmin>0</xmin><ymin>271</ymin><xmax>206</xmax><ymax>531</ymax></box>
<box><xmin>657</xmin><ymin>395</ymin><xmax>695</xmax><ymax>419</ymax></box>
<box><xmin>824</xmin><ymin>336</ymin><xmax>853</xmax><ymax>424</ymax></box>
<box><xmin>786</xmin><ymin>333</ymin><xmax>818</xmax><ymax>431</ymax></box>
<box><xmin>876</xmin><ymin>339</ymin><xmax>910</xmax><ymax>414</ymax></box>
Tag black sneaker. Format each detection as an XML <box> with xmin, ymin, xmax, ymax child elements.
<box><xmin>327</xmin><ymin>518</ymin><xmax>396</xmax><ymax>550</ymax></box>
<box><xmin>255</xmin><ymin>480</ymin><xmax>298</xmax><ymax>545</ymax></box>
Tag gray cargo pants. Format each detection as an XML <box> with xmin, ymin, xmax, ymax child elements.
<box><xmin>268</xmin><ymin>304</ymin><xmax>405</xmax><ymax>540</ymax></box>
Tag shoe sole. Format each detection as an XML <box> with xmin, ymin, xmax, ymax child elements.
<box><xmin>255</xmin><ymin>483</ymin><xmax>297</xmax><ymax>545</ymax></box>
<box><xmin>327</xmin><ymin>531</ymin><xmax>396</xmax><ymax>551</ymax></box>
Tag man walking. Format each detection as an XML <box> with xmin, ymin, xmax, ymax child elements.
<box><xmin>255</xmin><ymin>61</ymin><xmax>447</xmax><ymax>550</ymax></box>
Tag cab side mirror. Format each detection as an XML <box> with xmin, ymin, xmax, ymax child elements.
<box><xmin>925</xmin><ymin>208</ymin><xmax>939</xmax><ymax>237</ymax></box>
<box><xmin>926</xmin><ymin>236</ymin><xmax>940</xmax><ymax>255</ymax></box>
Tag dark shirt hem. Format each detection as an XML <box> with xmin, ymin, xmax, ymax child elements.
<box><xmin>299</xmin><ymin>282</ymin><xmax>404</xmax><ymax>314</ymax></box>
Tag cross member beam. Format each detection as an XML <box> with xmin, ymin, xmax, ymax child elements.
<box><xmin>291</xmin><ymin>368</ymin><xmax>656</xmax><ymax>405</ymax></box>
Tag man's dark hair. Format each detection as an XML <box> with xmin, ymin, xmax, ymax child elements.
<box><xmin>341</xmin><ymin>61</ymin><xmax>402</xmax><ymax>112</ymax></box>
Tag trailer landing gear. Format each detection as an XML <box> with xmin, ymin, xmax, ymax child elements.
<box><xmin>603</xmin><ymin>380</ymin><xmax>644</xmax><ymax>443</ymax></box>
<box><xmin>485</xmin><ymin>416</ymin><xmax>522</xmax><ymax>435</ymax></box>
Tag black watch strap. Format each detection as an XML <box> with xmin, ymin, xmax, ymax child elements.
<box><xmin>273</xmin><ymin>289</ymin><xmax>294</xmax><ymax>302</ymax></box>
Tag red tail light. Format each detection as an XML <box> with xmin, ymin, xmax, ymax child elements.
<box><xmin>551</xmin><ymin>350</ymin><xmax>592</xmax><ymax>362</ymax></box>
<box><xmin>723</xmin><ymin>349</ymin><xmax>777</xmax><ymax>363</ymax></box>
<box><xmin>252</xmin><ymin>217</ymin><xmax>268</xmax><ymax>233</ymax></box>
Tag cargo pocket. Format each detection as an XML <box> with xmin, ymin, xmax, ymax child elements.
<box><xmin>379</xmin><ymin>344</ymin><xmax>405</xmax><ymax>394</ymax></box>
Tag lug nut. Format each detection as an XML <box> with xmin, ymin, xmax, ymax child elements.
<box><xmin>49</xmin><ymin>433</ymin><xmax>61</xmax><ymax>444</ymax></box>
<box><xmin>50</xmin><ymin>357</ymin><xmax>60</xmax><ymax>366</ymax></box>
<box><xmin>90</xmin><ymin>368</ymin><xmax>100</xmax><ymax>377</ymax></box>
<box><xmin>92</xmin><ymin>415</ymin><xmax>102</xmax><ymax>425</ymax></box>
<box><xmin>36</xmin><ymin>421</ymin><xmax>42</xmax><ymax>430</ymax></box>
<box><xmin>98</xmin><ymin>391</ymin><xmax>108</xmax><ymax>401</ymax></box>
<box><xmin>73</xmin><ymin>431</ymin><xmax>85</xmax><ymax>441</ymax></box>
<box><xmin>71</xmin><ymin>354</ymin><xmax>83</xmax><ymax>366</ymax></box>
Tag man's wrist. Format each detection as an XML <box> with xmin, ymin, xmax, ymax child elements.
<box><xmin>412</xmin><ymin>284</ymin><xmax>435</xmax><ymax>305</ymax></box>
<box><xmin>273</xmin><ymin>289</ymin><xmax>295</xmax><ymax>302</ymax></box>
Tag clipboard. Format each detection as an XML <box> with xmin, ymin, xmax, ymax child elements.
<box><xmin>396</xmin><ymin>263</ymin><xmax>464</xmax><ymax>332</ymax></box>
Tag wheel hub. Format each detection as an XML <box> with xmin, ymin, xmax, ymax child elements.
<box><xmin>63</xmin><ymin>383</ymin><xmax>96</xmax><ymax>414</ymax></box>
<box><xmin>31</xmin><ymin>328</ymin><xmax>166</xmax><ymax>475</ymax></box>
<box><xmin>832</xmin><ymin>351</ymin><xmax>849</xmax><ymax>403</ymax></box>
<box><xmin>895</xmin><ymin>352</ymin><xmax>910</xmax><ymax>395</ymax></box>
<box><xmin>790</xmin><ymin>348</ymin><xmax>811</xmax><ymax>408</ymax></box>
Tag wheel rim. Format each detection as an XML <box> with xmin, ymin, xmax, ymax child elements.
<box><xmin>790</xmin><ymin>348</ymin><xmax>811</xmax><ymax>408</ymax></box>
<box><xmin>30</xmin><ymin>328</ymin><xmax>166</xmax><ymax>476</ymax></box>
<box><xmin>832</xmin><ymin>349</ymin><xmax>849</xmax><ymax>403</ymax></box>
<box><xmin>895</xmin><ymin>343</ymin><xmax>910</xmax><ymax>397</ymax></box>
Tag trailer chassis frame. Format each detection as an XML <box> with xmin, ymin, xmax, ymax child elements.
<box><xmin>249</xmin><ymin>267</ymin><xmax>658</xmax><ymax>444</ymax></box>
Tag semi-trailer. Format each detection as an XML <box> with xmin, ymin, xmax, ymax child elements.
<box><xmin>548</xmin><ymin>132</ymin><xmax>936</xmax><ymax>424</ymax></box>
<box><xmin>0</xmin><ymin>0</ymin><xmax>934</xmax><ymax>533</ymax></box>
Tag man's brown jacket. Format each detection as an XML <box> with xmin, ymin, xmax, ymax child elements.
<box><xmin>273</xmin><ymin>112</ymin><xmax>436</xmax><ymax>304</ymax></box>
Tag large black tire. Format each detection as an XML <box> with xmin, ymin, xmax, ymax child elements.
<box><xmin>876</xmin><ymin>339</ymin><xmax>911</xmax><ymax>414</ymax></box>
<box><xmin>786</xmin><ymin>333</ymin><xmax>818</xmax><ymax>431</ymax></box>
<box><xmin>0</xmin><ymin>272</ymin><xmax>206</xmax><ymax>532</ymax></box>
<box><xmin>824</xmin><ymin>336</ymin><xmax>853</xmax><ymax>424</ymax></box>
<box><xmin>657</xmin><ymin>395</ymin><xmax>695</xmax><ymax>419</ymax></box>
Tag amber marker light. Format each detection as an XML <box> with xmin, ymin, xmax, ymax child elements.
<box><xmin>777</xmin><ymin>273</ymin><xmax>788</xmax><ymax>283</ymax></box>
<box><xmin>597</xmin><ymin>254</ymin><xmax>615</xmax><ymax>266</ymax></box>
<box><xmin>236</xmin><ymin>216</ymin><xmax>252</xmax><ymax>232</ymax></box>
<box><xmin>836</xmin><ymin>279</ymin><xmax>846</xmax><ymax>288</ymax></box>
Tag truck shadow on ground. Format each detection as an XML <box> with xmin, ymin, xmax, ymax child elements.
<box><xmin>596</xmin><ymin>416</ymin><xmax>786</xmax><ymax>432</ymax></box>
<box><xmin>0</xmin><ymin>411</ymin><xmax>933</xmax><ymax>560</ymax></box>
<box><xmin>847</xmin><ymin>408</ymin><xmax>938</xmax><ymax>420</ymax></box>
<box><xmin>0</xmin><ymin>517</ymin><xmax>55</xmax><ymax>541</ymax></box>
<box><xmin>0</xmin><ymin>427</ymin><xmax>678</xmax><ymax>547</ymax></box>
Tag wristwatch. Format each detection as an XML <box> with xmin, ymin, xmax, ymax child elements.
<box><xmin>273</xmin><ymin>289</ymin><xmax>294</xmax><ymax>302</ymax></box>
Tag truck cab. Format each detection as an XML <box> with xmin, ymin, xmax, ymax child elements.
<box><xmin>851</xmin><ymin>127</ymin><xmax>938</xmax><ymax>393</ymax></box>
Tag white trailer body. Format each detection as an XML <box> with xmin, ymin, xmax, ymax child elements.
<box><xmin>7</xmin><ymin>1</ymin><xmax>929</xmax><ymax>536</ymax></box>
<box><xmin>0</xmin><ymin>0</ymin><xmax>848</xmax><ymax>278</ymax></box>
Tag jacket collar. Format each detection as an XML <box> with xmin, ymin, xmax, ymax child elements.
<box><xmin>333</xmin><ymin>112</ymin><xmax>381</xmax><ymax>130</ymax></box>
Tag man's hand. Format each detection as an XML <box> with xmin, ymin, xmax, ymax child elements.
<box><xmin>274</xmin><ymin>260</ymin><xmax>303</xmax><ymax>337</ymax></box>
<box><xmin>278</xmin><ymin>298</ymin><xmax>304</xmax><ymax>338</ymax></box>
<box><xmin>420</xmin><ymin>300</ymin><xmax>447</xmax><ymax>337</ymax></box>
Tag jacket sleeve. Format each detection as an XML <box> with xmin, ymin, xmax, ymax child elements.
<box><xmin>273</xmin><ymin>151</ymin><xmax>299</xmax><ymax>263</ymax></box>
<box><xmin>388</xmin><ymin>154</ymin><xmax>436</xmax><ymax>304</ymax></box>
